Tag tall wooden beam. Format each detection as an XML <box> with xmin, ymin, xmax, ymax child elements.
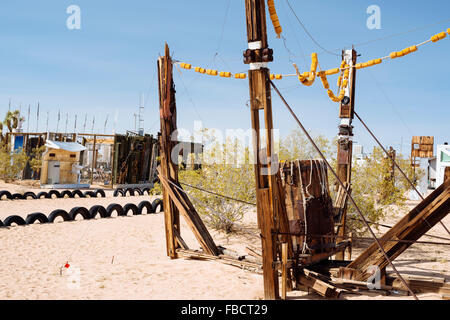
<box><xmin>244</xmin><ymin>0</ymin><xmax>279</xmax><ymax>300</ymax></box>
<box><xmin>335</xmin><ymin>49</ymin><xmax>357</xmax><ymax>260</ymax></box>
<box><xmin>158</xmin><ymin>44</ymin><xmax>180</xmax><ymax>259</ymax></box>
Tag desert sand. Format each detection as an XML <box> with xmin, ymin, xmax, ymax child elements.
<box><xmin>0</xmin><ymin>182</ymin><xmax>448</xmax><ymax>300</ymax></box>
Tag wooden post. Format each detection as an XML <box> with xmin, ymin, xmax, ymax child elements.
<box><xmin>445</xmin><ymin>167</ymin><xmax>450</xmax><ymax>182</ymax></box>
<box><xmin>90</xmin><ymin>134</ymin><xmax>96</xmax><ymax>185</ymax></box>
<box><xmin>335</xmin><ymin>49</ymin><xmax>357</xmax><ymax>260</ymax></box>
<box><xmin>111</xmin><ymin>135</ymin><xmax>116</xmax><ymax>189</ymax></box>
<box><xmin>158</xmin><ymin>44</ymin><xmax>180</xmax><ymax>259</ymax></box>
<box><xmin>281</xmin><ymin>242</ymin><xmax>288</xmax><ymax>300</ymax></box>
<box><xmin>244</xmin><ymin>0</ymin><xmax>279</xmax><ymax>300</ymax></box>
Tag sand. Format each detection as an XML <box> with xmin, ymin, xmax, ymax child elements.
<box><xmin>0</xmin><ymin>182</ymin><xmax>448</xmax><ymax>300</ymax></box>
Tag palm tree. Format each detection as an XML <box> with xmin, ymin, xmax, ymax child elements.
<box><xmin>3</xmin><ymin>110</ymin><xmax>24</xmax><ymax>132</ymax></box>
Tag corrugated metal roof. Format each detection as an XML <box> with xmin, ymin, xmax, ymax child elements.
<box><xmin>45</xmin><ymin>140</ymin><xmax>87</xmax><ymax>152</ymax></box>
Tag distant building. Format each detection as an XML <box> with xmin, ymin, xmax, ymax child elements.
<box><xmin>428</xmin><ymin>143</ymin><xmax>450</xmax><ymax>189</ymax></box>
<box><xmin>353</xmin><ymin>144</ymin><xmax>367</xmax><ymax>166</ymax></box>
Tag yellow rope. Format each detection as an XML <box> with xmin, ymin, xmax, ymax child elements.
<box><xmin>267</xmin><ymin>0</ymin><xmax>283</xmax><ymax>38</ymax></box>
<box><xmin>177</xmin><ymin>27</ymin><xmax>450</xmax><ymax>102</ymax></box>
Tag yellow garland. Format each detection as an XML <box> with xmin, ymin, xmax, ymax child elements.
<box><xmin>267</xmin><ymin>0</ymin><xmax>282</xmax><ymax>38</ymax></box>
<box><xmin>176</xmin><ymin>27</ymin><xmax>450</xmax><ymax>102</ymax></box>
<box><xmin>294</xmin><ymin>53</ymin><xmax>318</xmax><ymax>86</ymax></box>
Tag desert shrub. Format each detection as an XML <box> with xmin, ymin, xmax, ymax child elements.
<box><xmin>150</xmin><ymin>181</ymin><xmax>162</xmax><ymax>195</ymax></box>
<box><xmin>344</xmin><ymin>147</ymin><xmax>425</xmax><ymax>235</ymax></box>
<box><xmin>179</xmin><ymin>135</ymin><xmax>255</xmax><ymax>233</ymax></box>
<box><xmin>0</xmin><ymin>143</ymin><xmax>29</xmax><ymax>182</ymax></box>
<box><xmin>29</xmin><ymin>145</ymin><xmax>46</xmax><ymax>176</ymax></box>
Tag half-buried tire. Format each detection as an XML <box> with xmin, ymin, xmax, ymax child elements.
<box><xmin>60</xmin><ymin>190</ymin><xmax>73</xmax><ymax>198</ymax></box>
<box><xmin>0</xmin><ymin>219</ymin><xmax>3</xmax><ymax>227</ymax></box>
<box><xmin>84</xmin><ymin>191</ymin><xmax>97</xmax><ymax>198</ymax></box>
<box><xmin>138</xmin><ymin>200</ymin><xmax>154</xmax><ymax>214</ymax></box>
<box><xmin>106</xmin><ymin>203</ymin><xmax>125</xmax><ymax>217</ymax></box>
<box><xmin>26</xmin><ymin>213</ymin><xmax>49</xmax><ymax>224</ymax></box>
<box><xmin>123</xmin><ymin>203</ymin><xmax>139</xmax><ymax>215</ymax></box>
<box><xmin>69</xmin><ymin>207</ymin><xmax>91</xmax><ymax>220</ymax></box>
<box><xmin>95</xmin><ymin>189</ymin><xmax>106</xmax><ymax>198</ymax></box>
<box><xmin>36</xmin><ymin>191</ymin><xmax>50</xmax><ymax>199</ymax></box>
<box><xmin>23</xmin><ymin>192</ymin><xmax>37</xmax><ymax>200</ymax></box>
<box><xmin>48</xmin><ymin>209</ymin><xmax>72</xmax><ymax>222</ymax></box>
<box><xmin>3</xmin><ymin>215</ymin><xmax>26</xmax><ymax>226</ymax></box>
<box><xmin>72</xmin><ymin>189</ymin><xmax>84</xmax><ymax>198</ymax></box>
<box><xmin>152</xmin><ymin>198</ymin><xmax>163</xmax><ymax>212</ymax></box>
<box><xmin>12</xmin><ymin>193</ymin><xmax>24</xmax><ymax>200</ymax></box>
<box><xmin>142</xmin><ymin>187</ymin><xmax>150</xmax><ymax>195</ymax></box>
<box><xmin>134</xmin><ymin>188</ymin><xmax>143</xmax><ymax>196</ymax></box>
<box><xmin>124</xmin><ymin>188</ymin><xmax>135</xmax><ymax>197</ymax></box>
<box><xmin>113</xmin><ymin>188</ymin><xmax>124</xmax><ymax>197</ymax></box>
<box><xmin>89</xmin><ymin>205</ymin><xmax>108</xmax><ymax>219</ymax></box>
<box><xmin>48</xmin><ymin>190</ymin><xmax>61</xmax><ymax>199</ymax></box>
<box><xmin>0</xmin><ymin>190</ymin><xmax>13</xmax><ymax>200</ymax></box>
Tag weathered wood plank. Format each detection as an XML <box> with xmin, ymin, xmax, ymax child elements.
<box><xmin>158</xmin><ymin>44</ymin><xmax>180</xmax><ymax>259</ymax></box>
<box><xmin>158</xmin><ymin>171</ymin><xmax>220</xmax><ymax>256</ymax></box>
<box><xmin>348</xmin><ymin>179</ymin><xmax>450</xmax><ymax>280</ymax></box>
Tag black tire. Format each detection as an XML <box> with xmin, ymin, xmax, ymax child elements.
<box><xmin>69</xmin><ymin>207</ymin><xmax>91</xmax><ymax>220</ymax></box>
<box><xmin>134</xmin><ymin>188</ymin><xmax>143</xmax><ymax>196</ymax></box>
<box><xmin>3</xmin><ymin>215</ymin><xmax>26</xmax><ymax>226</ymax></box>
<box><xmin>0</xmin><ymin>190</ymin><xmax>13</xmax><ymax>200</ymax></box>
<box><xmin>48</xmin><ymin>209</ymin><xmax>72</xmax><ymax>222</ymax></box>
<box><xmin>25</xmin><ymin>213</ymin><xmax>49</xmax><ymax>224</ymax></box>
<box><xmin>37</xmin><ymin>191</ymin><xmax>50</xmax><ymax>199</ymax></box>
<box><xmin>124</xmin><ymin>188</ymin><xmax>135</xmax><ymax>197</ymax></box>
<box><xmin>106</xmin><ymin>203</ymin><xmax>125</xmax><ymax>217</ymax></box>
<box><xmin>123</xmin><ymin>203</ymin><xmax>139</xmax><ymax>215</ymax></box>
<box><xmin>12</xmin><ymin>193</ymin><xmax>24</xmax><ymax>200</ymax></box>
<box><xmin>138</xmin><ymin>200</ymin><xmax>154</xmax><ymax>215</ymax></box>
<box><xmin>48</xmin><ymin>190</ymin><xmax>61</xmax><ymax>199</ymax></box>
<box><xmin>23</xmin><ymin>192</ymin><xmax>37</xmax><ymax>200</ymax></box>
<box><xmin>142</xmin><ymin>187</ymin><xmax>150</xmax><ymax>195</ymax></box>
<box><xmin>0</xmin><ymin>219</ymin><xmax>3</xmax><ymax>227</ymax></box>
<box><xmin>95</xmin><ymin>189</ymin><xmax>106</xmax><ymax>198</ymax></box>
<box><xmin>60</xmin><ymin>190</ymin><xmax>73</xmax><ymax>198</ymax></box>
<box><xmin>72</xmin><ymin>189</ymin><xmax>85</xmax><ymax>198</ymax></box>
<box><xmin>113</xmin><ymin>188</ymin><xmax>124</xmax><ymax>197</ymax></box>
<box><xmin>152</xmin><ymin>198</ymin><xmax>163</xmax><ymax>212</ymax></box>
<box><xmin>89</xmin><ymin>205</ymin><xmax>108</xmax><ymax>219</ymax></box>
<box><xmin>84</xmin><ymin>191</ymin><xmax>97</xmax><ymax>198</ymax></box>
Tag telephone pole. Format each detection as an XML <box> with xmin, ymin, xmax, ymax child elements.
<box><xmin>335</xmin><ymin>48</ymin><xmax>357</xmax><ymax>260</ymax></box>
<box><xmin>244</xmin><ymin>0</ymin><xmax>280</xmax><ymax>300</ymax></box>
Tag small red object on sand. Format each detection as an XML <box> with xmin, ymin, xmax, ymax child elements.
<box><xmin>64</xmin><ymin>262</ymin><xmax>70</xmax><ymax>268</ymax></box>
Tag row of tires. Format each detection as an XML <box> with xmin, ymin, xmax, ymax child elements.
<box><xmin>0</xmin><ymin>189</ymin><xmax>106</xmax><ymax>201</ymax></box>
<box><xmin>113</xmin><ymin>187</ymin><xmax>151</xmax><ymax>197</ymax></box>
<box><xmin>0</xmin><ymin>198</ymin><xmax>163</xmax><ymax>228</ymax></box>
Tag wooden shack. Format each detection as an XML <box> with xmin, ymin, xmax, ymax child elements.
<box><xmin>40</xmin><ymin>140</ymin><xmax>86</xmax><ymax>186</ymax></box>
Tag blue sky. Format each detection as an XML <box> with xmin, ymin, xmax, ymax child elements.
<box><xmin>0</xmin><ymin>0</ymin><xmax>449</xmax><ymax>155</ymax></box>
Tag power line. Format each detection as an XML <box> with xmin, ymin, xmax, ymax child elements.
<box><xmin>366</xmin><ymin>69</ymin><xmax>413</xmax><ymax>136</ymax></box>
<box><xmin>318</xmin><ymin>18</ymin><xmax>450</xmax><ymax>55</ymax></box>
<box><xmin>354</xmin><ymin>18</ymin><xmax>450</xmax><ymax>48</ymax></box>
<box><xmin>285</xmin><ymin>0</ymin><xmax>341</xmax><ymax>57</ymax></box>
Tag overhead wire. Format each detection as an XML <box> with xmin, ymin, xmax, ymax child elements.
<box><xmin>284</xmin><ymin>0</ymin><xmax>341</xmax><ymax>57</ymax></box>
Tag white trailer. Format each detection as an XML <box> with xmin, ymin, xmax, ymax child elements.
<box><xmin>435</xmin><ymin>144</ymin><xmax>450</xmax><ymax>188</ymax></box>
